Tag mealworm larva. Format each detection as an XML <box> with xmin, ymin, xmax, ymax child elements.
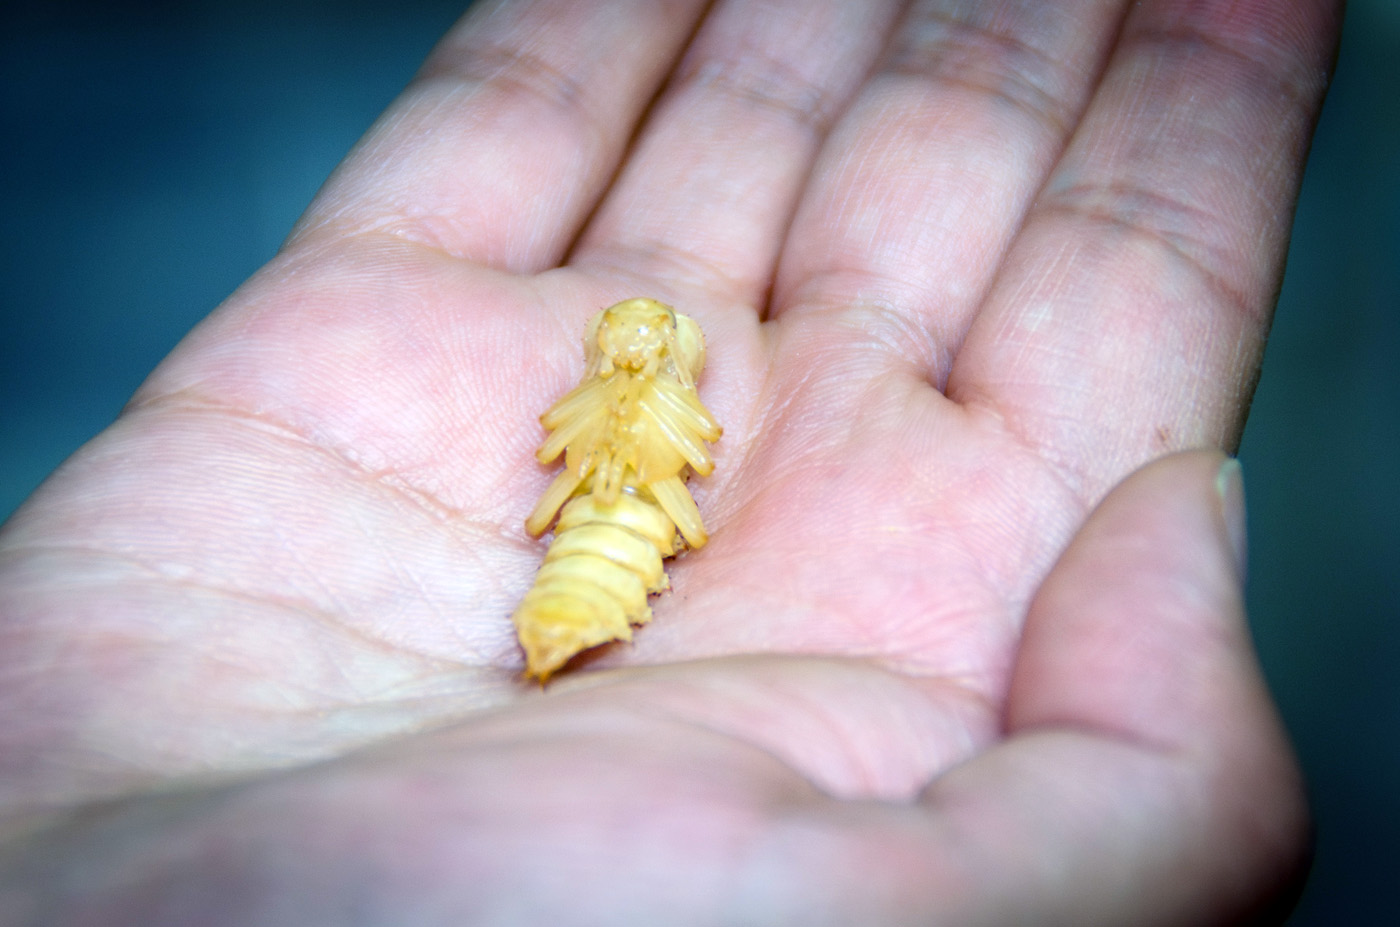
<box><xmin>512</xmin><ymin>298</ymin><xmax>722</xmax><ymax>681</ymax></box>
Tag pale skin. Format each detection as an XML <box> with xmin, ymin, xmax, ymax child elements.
<box><xmin>0</xmin><ymin>0</ymin><xmax>1339</xmax><ymax>923</ymax></box>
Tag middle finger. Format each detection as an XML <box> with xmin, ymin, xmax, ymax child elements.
<box><xmin>568</xmin><ymin>0</ymin><xmax>903</xmax><ymax>309</ymax></box>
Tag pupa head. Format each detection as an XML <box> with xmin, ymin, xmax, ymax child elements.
<box><xmin>590</xmin><ymin>298</ymin><xmax>677</xmax><ymax>374</ymax></box>
<box><xmin>585</xmin><ymin>298</ymin><xmax>706</xmax><ymax>386</ymax></box>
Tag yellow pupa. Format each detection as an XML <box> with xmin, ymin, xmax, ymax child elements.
<box><xmin>513</xmin><ymin>298</ymin><xmax>722</xmax><ymax>681</ymax></box>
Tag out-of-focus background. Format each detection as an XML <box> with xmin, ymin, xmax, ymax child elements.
<box><xmin>2</xmin><ymin>1</ymin><xmax>1396</xmax><ymax>921</ymax></box>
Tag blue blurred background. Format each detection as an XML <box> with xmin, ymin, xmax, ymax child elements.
<box><xmin>2</xmin><ymin>1</ymin><xmax>1396</xmax><ymax>921</ymax></box>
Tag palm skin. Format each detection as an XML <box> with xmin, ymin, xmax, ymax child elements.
<box><xmin>0</xmin><ymin>0</ymin><xmax>1339</xmax><ymax>923</ymax></box>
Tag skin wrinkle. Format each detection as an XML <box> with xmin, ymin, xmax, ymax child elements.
<box><xmin>2</xmin><ymin>672</ymin><xmax>453</xmax><ymax>825</ymax></box>
<box><xmin>366</xmin><ymin>63</ymin><xmax>605</xmax><ymax>262</ymax></box>
<box><xmin>681</xmin><ymin>516</ymin><xmax>1024</xmax><ymax>697</ymax></box>
<box><xmin>285</xmin><ymin>83</ymin><xmax>550</xmax><ymax>259</ymax></box>
<box><xmin>781</xmin><ymin>301</ymin><xmax>942</xmax><ymax>387</ymax></box>
<box><xmin>668</xmin><ymin>44</ymin><xmax>849</xmax><ymax>141</ymax></box>
<box><xmin>417</xmin><ymin>0</ymin><xmax>703</xmax><ymax>133</ymax></box>
<box><xmin>556</xmin><ymin>659</ymin><xmax>997</xmax><ymax>801</ymax></box>
<box><xmin>124</xmin><ymin>395</ymin><xmax>511</xmax><ymax>541</ymax></box>
<box><xmin>419</xmin><ymin>40</ymin><xmax>593</xmax><ymax>116</ymax></box>
<box><xmin>1126</xmin><ymin>24</ymin><xmax>1328</xmax><ymax>114</ymax></box>
<box><xmin>777</xmin><ymin>265</ymin><xmax>960</xmax><ymax>360</ymax></box>
<box><xmin>571</xmin><ymin>242</ymin><xmax>757</xmax><ymax>308</ymax></box>
<box><xmin>632</xmin><ymin>693</ymin><xmax>871</xmax><ymax>799</ymax></box>
<box><xmin>4</xmin><ymin>404</ymin><xmax>531</xmax><ymax>680</ymax></box>
<box><xmin>1035</xmin><ymin>183</ymin><xmax>1255</xmax><ymax>322</ymax></box>
<box><xmin>883</xmin><ymin>5</ymin><xmax>1090</xmax><ymax>140</ymax></box>
<box><xmin>2</xmin><ymin>567</ymin><xmax>520</xmax><ymax>800</ymax></box>
<box><xmin>948</xmin><ymin>385</ymin><xmax>1100</xmax><ymax>519</ymax></box>
<box><xmin>5</xmin><ymin>556</ymin><xmax>477</xmax><ymax>686</ymax></box>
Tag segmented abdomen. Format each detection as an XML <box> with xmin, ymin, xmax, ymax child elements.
<box><xmin>512</xmin><ymin>491</ymin><xmax>676</xmax><ymax>680</ymax></box>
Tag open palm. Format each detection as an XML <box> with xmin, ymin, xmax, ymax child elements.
<box><xmin>1</xmin><ymin>1</ymin><xmax>1337</xmax><ymax>923</ymax></box>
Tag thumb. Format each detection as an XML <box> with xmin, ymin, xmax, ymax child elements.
<box><xmin>1010</xmin><ymin>450</ymin><xmax>1259</xmax><ymax>750</ymax></box>
<box><xmin>994</xmin><ymin>449</ymin><xmax>1310</xmax><ymax>923</ymax></box>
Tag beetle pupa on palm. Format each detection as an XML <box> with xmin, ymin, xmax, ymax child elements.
<box><xmin>513</xmin><ymin>298</ymin><xmax>722</xmax><ymax>681</ymax></box>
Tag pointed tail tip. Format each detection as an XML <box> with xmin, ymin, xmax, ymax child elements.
<box><xmin>516</xmin><ymin>608</ymin><xmax>634</xmax><ymax>685</ymax></box>
<box><xmin>523</xmin><ymin>643</ymin><xmax>572</xmax><ymax>685</ymax></box>
<box><xmin>513</xmin><ymin>567</ymin><xmax>644</xmax><ymax>686</ymax></box>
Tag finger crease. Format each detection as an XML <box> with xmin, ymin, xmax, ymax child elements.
<box><xmin>1036</xmin><ymin>181</ymin><xmax>1256</xmax><ymax>322</ymax></box>
<box><xmin>418</xmin><ymin>40</ymin><xmax>607</xmax><ymax>150</ymax></box>
<box><xmin>780</xmin><ymin>271</ymin><xmax>955</xmax><ymax>382</ymax></box>
<box><xmin>882</xmin><ymin>11</ymin><xmax>1081</xmax><ymax>139</ymax></box>
<box><xmin>1122</xmin><ymin>24</ymin><xmax>1323</xmax><ymax>114</ymax></box>
<box><xmin>670</xmin><ymin>49</ymin><xmax>846</xmax><ymax>138</ymax></box>
<box><xmin>577</xmin><ymin>240</ymin><xmax>759</xmax><ymax>307</ymax></box>
<box><xmin>128</xmin><ymin>392</ymin><xmax>519</xmax><ymax>545</ymax></box>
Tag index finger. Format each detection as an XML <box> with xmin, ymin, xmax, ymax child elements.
<box><xmin>284</xmin><ymin>0</ymin><xmax>708</xmax><ymax>273</ymax></box>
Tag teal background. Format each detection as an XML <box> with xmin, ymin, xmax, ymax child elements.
<box><xmin>2</xmin><ymin>1</ymin><xmax>1396</xmax><ymax>921</ymax></box>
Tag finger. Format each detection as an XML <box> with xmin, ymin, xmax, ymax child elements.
<box><xmin>942</xmin><ymin>452</ymin><xmax>1305</xmax><ymax>923</ymax></box>
<box><xmin>285</xmin><ymin>0</ymin><xmax>709</xmax><ymax>273</ymax></box>
<box><xmin>568</xmin><ymin>0</ymin><xmax>902</xmax><ymax>308</ymax></box>
<box><xmin>769</xmin><ymin>0</ymin><xmax>1126</xmax><ymax>381</ymax></box>
<box><xmin>1005</xmin><ymin>451</ymin><xmax>1260</xmax><ymax>750</ymax></box>
<box><xmin>948</xmin><ymin>0</ymin><xmax>1342</xmax><ymax>499</ymax></box>
<box><xmin>772</xmin><ymin>452</ymin><xmax>1308</xmax><ymax>924</ymax></box>
<box><xmin>982</xmin><ymin>451</ymin><xmax>1305</xmax><ymax>922</ymax></box>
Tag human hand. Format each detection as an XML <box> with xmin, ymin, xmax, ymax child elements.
<box><xmin>0</xmin><ymin>0</ymin><xmax>1336</xmax><ymax>923</ymax></box>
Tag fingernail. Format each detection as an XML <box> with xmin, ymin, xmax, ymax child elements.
<box><xmin>1215</xmin><ymin>457</ymin><xmax>1248</xmax><ymax>583</ymax></box>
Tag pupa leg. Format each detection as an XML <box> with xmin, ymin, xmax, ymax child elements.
<box><xmin>648</xmin><ymin>475</ymin><xmax>708</xmax><ymax>549</ymax></box>
<box><xmin>525</xmin><ymin>469</ymin><xmax>583</xmax><ymax>537</ymax></box>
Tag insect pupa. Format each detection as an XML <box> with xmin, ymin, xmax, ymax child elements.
<box><xmin>512</xmin><ymin>298</ymin><xmax>722</xmax><ymax>681</ymax></box>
